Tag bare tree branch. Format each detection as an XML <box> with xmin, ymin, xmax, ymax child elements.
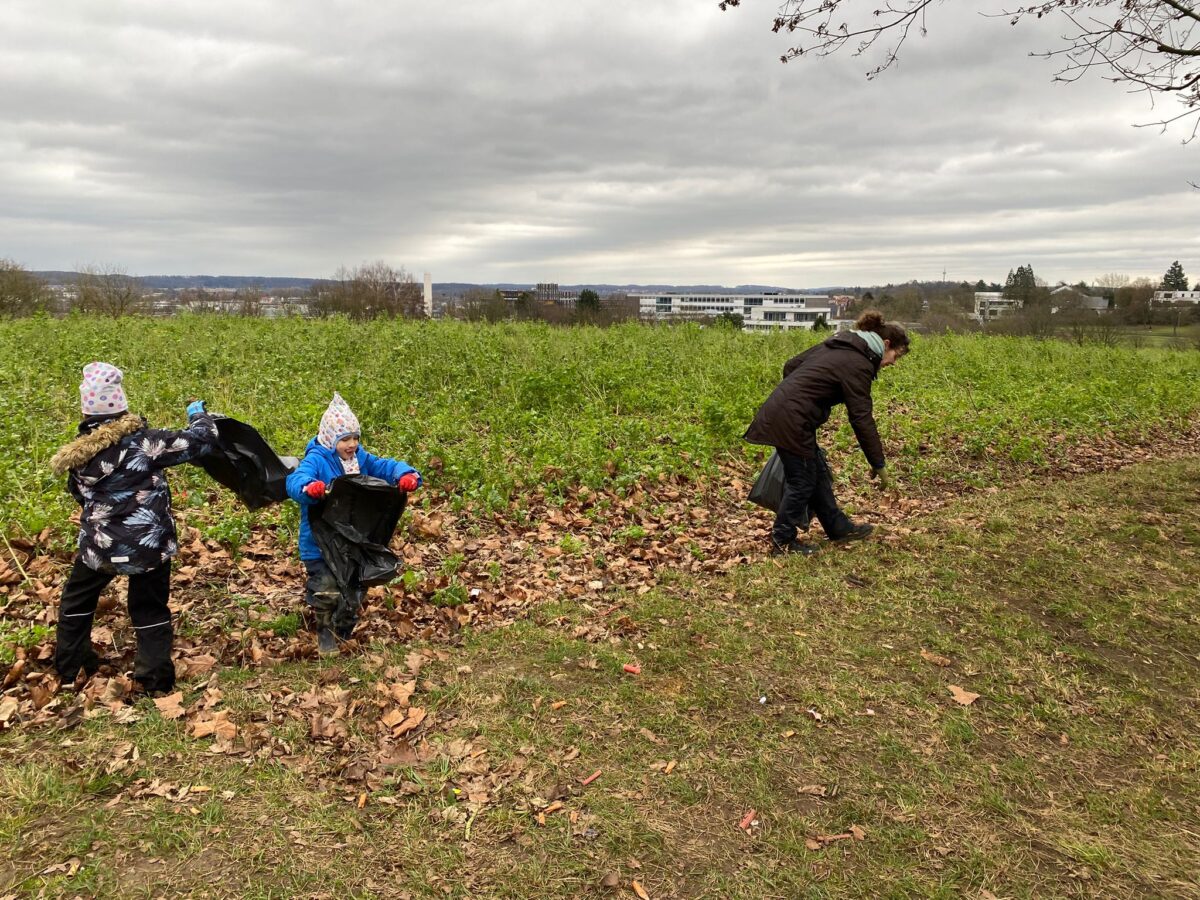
<box><xmin>722</xmin><ymin>0</ymin><xmax>1200</xmax><ymax>137</ymax></box>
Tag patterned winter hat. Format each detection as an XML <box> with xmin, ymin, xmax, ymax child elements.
<box><xmin>318</xmin><ymin>392</ymin><xmax>361</xmax><ymax>450</ymax></box>
<box><xmin>79</xmin><ymin>362</ymin><xmax>129</xmax><ymax>416</ymax></box>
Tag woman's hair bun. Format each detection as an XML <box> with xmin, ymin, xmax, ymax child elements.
<box><xmin>855</xmin><ymin>310</ymin><xmax>885</xmax><ymax>332</ymax></box>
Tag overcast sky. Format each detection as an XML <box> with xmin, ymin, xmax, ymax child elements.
<box><xmin>1</xmin><ymin>0</ymin><xmax>1196</xmax><ymax>287</ymax></box>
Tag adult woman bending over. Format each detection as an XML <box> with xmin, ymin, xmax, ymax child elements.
<box><xmin>744</xmin><ymin>310</ymin><xmax>910</xmax><ymax>555</ymax></box>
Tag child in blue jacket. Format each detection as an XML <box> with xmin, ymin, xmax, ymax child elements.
<box><xmin>286</xmin><ymin>392</ymin><xmax>420</xmax><ymax>652</ymax></box>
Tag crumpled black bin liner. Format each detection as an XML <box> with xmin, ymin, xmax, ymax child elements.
<box><xmin>747</xmin><ymin>447</ymin><xmax>830</xmax><ymax>530</ymax></box>
<box><xmin>747</xmin><ymin>450</ymin><xmax>785</xmax><ymax>513</ymax></box>
<box><xmin>196</xmin><ymin>415</ymin><xmax>298</xmax><ymax>510</ymax></box>
<box><xmin>310</xmin><ymin>474</ymin><xmax>407</xmax><ymax>592</ymax></box>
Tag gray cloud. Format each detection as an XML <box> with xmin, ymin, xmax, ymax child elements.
<box><xmin>0</xmin><ymin>0</ymin><xmax>1195</xmax><ymax>286</ymax></box>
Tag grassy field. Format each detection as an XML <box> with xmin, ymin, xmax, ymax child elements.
<box><xmin>1113</xmin><ymin>323</ymin><xmax>1200</xmax><ymax>350</ymax></box>
<box><xmin>1</xmin><ymin>318</ymin><xmax>1199</xmax><ymax>898</ymax></box>
<box><xmin>1</xmin><ymin>316</ymin><xmax>1199</xmax><ymax>539</ymax></box>
<box><xmin>1</xmin><ymin>457</ymin><xmax>1197</xmax><ymax>898</ymax></box>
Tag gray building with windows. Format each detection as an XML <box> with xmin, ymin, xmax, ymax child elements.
<box><xmin>636</xmin><ymin>292</ymin><xmax>833</xmax><ymax>332</ymax></box>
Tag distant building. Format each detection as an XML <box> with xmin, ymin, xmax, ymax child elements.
<box><xmin>636</xmin><ymin>292</ymin><xmax>833</xmax><ymax>332</ymax></box>
<box><xmin>1050</xmin><ymin>285</ymin><xmax>1109</xmax><ymax>314</ymax></box>
<box><xmin>535</xmin><ymin>282</ymin><xmax>579</xmax><ymax>306</ymax></box>
<box><xmin>1153</xmin><ymin>290</ymin><xmax>1200</xmax><ymax>304</ymax></box>
<box><xmin>974</xmin><ymin>291</ymin><xmax>1020</xmax><ymax>323</ymax></box>
<box><xmin>535</xmin><ymin>282</ymin><xmax>558</xmax><ymax>304</ymax></box>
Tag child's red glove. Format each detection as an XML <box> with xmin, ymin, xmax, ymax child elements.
<box><xmin>398</xmin><ymin>472</ymin><xmax>420</xmax><ymax>492</ymax></box>
<box><xmin>303</xmin><ymin>480</ymin><xmax>326</xmax><ymax>499</ymax></box>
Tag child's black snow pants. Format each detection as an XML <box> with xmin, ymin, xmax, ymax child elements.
<box><xmin>55</xmin><ymin>557</ymin><xmax>175</xmax><ymax>692</ymax></box>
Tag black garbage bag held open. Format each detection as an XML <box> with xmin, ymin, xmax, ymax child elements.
<box><xmin>309</xmin><ymin>475</ymin><xmax>407</xmax><ymax>633</ymax></box>
<box><xmin>195</xmin><ymin>415</ymin><xmax>298</xmax><ymax>509</ymax></box>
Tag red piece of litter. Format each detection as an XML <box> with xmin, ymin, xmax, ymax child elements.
<box><xmin>739</xmin><ymin>809</ymin><xmax>757</xmax><ymax>830</ymax></box>
<box><xmin>623</xmin><ymin>664</ymin><xmax>641</xmax><ymax>675</ymax></box>
<box><xmin>580</xmin><ymin>769</ymin><xmax>602</xmax><ymax>786</ymax></box>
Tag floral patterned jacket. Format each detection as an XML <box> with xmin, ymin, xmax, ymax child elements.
<box><xmin>50</xmin><ymin>412</ymin><xmax>217</xmax><ymax>575</ymax></box>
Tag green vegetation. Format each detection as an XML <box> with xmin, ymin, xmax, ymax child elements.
<box><xmin>2</xmin><ymin>318</ymin><xmax>1200</xmax><ymax>896</ymax></box>
<box><xmin>2</xmin><ymin>316</ymin><xmax>1198</xmax><ymax>539</ymax></box>
<box><xmin>1113</xmin><ymin>323</ymin><xmax>1200</xmax><ymax>350</ymax></box>
<box><xmin>0</xmin><ymin>624</ymin><xmax>50</xmax><ymax>666</ymax></box>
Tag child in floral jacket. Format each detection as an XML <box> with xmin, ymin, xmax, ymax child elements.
<box><xmin>49</xmin><ymin>363</ymin><xmax>217</xmax><ymax>693</ymax></box>
<box><xmin>286</xmin><ymin>392</ymin><xmax>420</xmax><ymax>653</ymax></box>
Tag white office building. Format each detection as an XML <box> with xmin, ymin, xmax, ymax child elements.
<box><xmin>637</xmin><ymin>292</ymin><xmax>833</xmax><ymax>332</ymax></box>
<box><xmin>974</xmin><ymin>291</ymin><xmax>1021</xmax><ymax>322</ymax></box>
<box><xmin>1153</xmin><ymin>290</ymin><xmax>1200</xmax><ymax>304</ymax></box>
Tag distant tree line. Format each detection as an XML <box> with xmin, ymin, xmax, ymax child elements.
<box><xmin>451</xmin><ymin>287</ymin><xmax>639</xmax><ymax>327</ymax></box>
<box><xmin>0</xmin><ymin>258</ymin><xmax>649</xmax><ymax>326</ymax></box>
<box><xmin>0</xmin><ymin>259</ymin><xmax>51</xmax><ymax>316</ymax></box>
<box><xmin>839</xmin><ymin>259</ymin><xmax>1200</xmax><ymax>343</ymax></box>
<box><xmin>2</xmin><ymin>257</ymin><xmax>1197</xmax><ymax>342</ymax></box>
<box><xmin>309</xmin><ymin>261</ymin><xmax>424</xmax><ymax>320</ymax></box>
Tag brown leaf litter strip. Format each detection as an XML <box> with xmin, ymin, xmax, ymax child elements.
<box><xmin>1</xmin><ymin>423</ymin><xmax>1198</xmax><ymax>760</ymax></box>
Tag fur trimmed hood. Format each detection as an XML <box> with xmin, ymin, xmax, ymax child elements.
<box><xmin>50</xmin><ymin>414</ymin><xmax>145</xmax><ymax>475</ymax></box>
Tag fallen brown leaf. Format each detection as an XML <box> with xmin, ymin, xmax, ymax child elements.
<box><xmin>154</xmin><ymin>692</ymin><xmax>186</xmax><ymax>720</ymax></box>
<box><xmin>192</xmin><ymin>711</ymin><xmax>236</xmax><ymax>741</ymax></box>
<box><xmin>389</xmin><ymin>680</ymin><xmax>416</xmax><ymax>706</ymax></box>
<box><xmin>948</xmin><ymin>685</ymin><xmax>980</xmax><ymax>706</ymax></box>
<box><xmin>392</xmin><ymin>706</ymin><xmax>427</xmax><ymax>737</ymax></box>
<box><xmin>632</xmin><ymin>880</ymin><xmax>650</xmax><ymax>900</ymax></box>
<box><xmin>381</xmin><ymin>708</ymin><xmax>406</xmax><ymax>729</ymax></box>
<box><xmin>816</xmin><ymin>832</ymin><xmax>853</xmax><ymax>844</ymax></box>
<box><xmin>920</xmin><ymin>649</ymin><xmax>953</xmax><ymax>667</ymax></box>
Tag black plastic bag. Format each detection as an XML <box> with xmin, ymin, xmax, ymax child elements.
<box><xmin>747</xmin><ymin>450</ymin><xmax>785</xmax><ymax>512</ymax></box>
<box><xmin>309</xmin><ymin>475</ymin><xmax>407</xmax><ymax>596</ymax></box>
<box><xmin>196</xmin><ymin>415</ymin><xmax>297</xmax><ymax>510</ymax></box>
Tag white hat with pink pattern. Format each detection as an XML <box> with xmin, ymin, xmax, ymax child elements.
<box><xmin>317</xmin><ymin>392</ymin><xmax>361</xmax><ymax>450</ymax></box>
<box><xmin>80</xmin><ymin>362</ymin><xmax>129</xmax><ymax>416</ymax></box>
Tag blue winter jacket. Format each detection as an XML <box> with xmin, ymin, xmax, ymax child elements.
<box><xmin>286</xmin><ymin>438</ymin><xmax>417</xmax><ymax>561</ymax></box>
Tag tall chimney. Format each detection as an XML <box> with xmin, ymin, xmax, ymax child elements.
<box><xmin>423</xmin><ymin>272</ymin><xmax>433</xmax><ymax>318</ymax></box>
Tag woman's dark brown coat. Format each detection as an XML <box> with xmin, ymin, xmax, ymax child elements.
<box><xmin>744</xmin><ymin>332</ymin><xmax>886</xmax><ymax>469</ymax></box>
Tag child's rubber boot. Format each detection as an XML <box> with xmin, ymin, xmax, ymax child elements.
<box><xmin>316</xmin><ymin>627</ymin><xmax>339</xmax><ymax>655</ymax></box>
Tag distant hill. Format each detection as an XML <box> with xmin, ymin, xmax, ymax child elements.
<box><xmin>33</xmin><ymin>272</ymin><xmax>324</xmax><ymax>290</ymax></box>
<box><xmin>32</xmin><ymin>272</ymin><xmax>848</xmax><ymax>295</ymax></box>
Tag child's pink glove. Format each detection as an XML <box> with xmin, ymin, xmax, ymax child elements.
<box><xmin>303</xmin><ymin>481</ymin><xmax>326</xmax><ymax>500</ymax></box>
<box><xmin>398</xmin><ymin>472</ymin><xmax>420</xmax><ymax>492</ymax></box>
